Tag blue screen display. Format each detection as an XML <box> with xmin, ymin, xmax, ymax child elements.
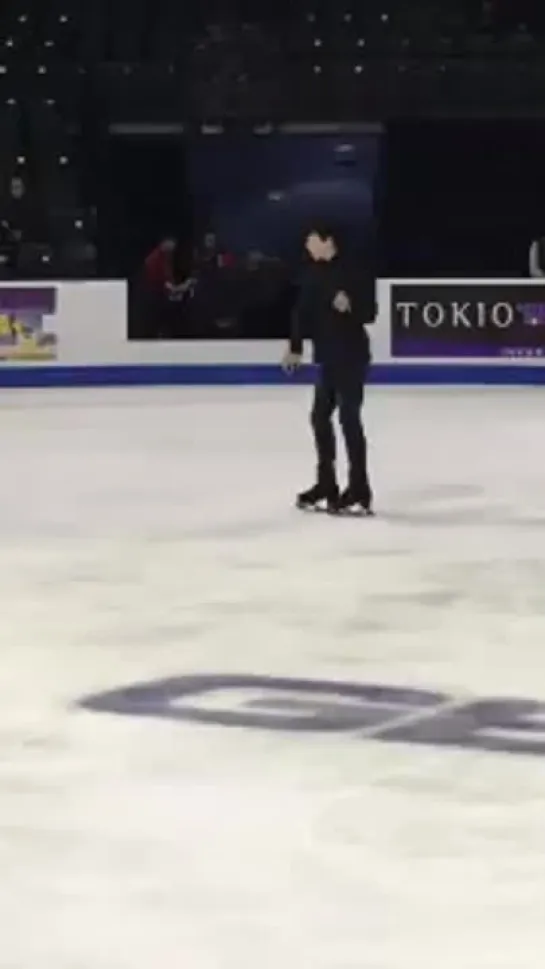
<box><xmin>186</xmin><ymin>132</ymin><xmax>382</xmax><ymax>259</ymax></box>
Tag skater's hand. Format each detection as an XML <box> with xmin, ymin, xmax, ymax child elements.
<box><xmin>333</xmin><ymin>290</ymin><xmax>351</xmax><ymax>314</ymax></box>
<box><xmin>282</xmin><ymin>349</ymin><xmax>303</xmax><ymax>374</ymax></box>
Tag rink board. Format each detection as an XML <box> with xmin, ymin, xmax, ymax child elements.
<box><xmin>0</xmin><ymin>278</ymin><xmax>544</xmax><ymax>386</ymax></box>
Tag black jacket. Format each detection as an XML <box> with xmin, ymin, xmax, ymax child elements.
<box><xmin>289</xmin><ymin>252</ymin><xmax>377</xmax><ymax>366</ymax></box>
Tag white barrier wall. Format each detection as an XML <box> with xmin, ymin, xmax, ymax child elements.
<box><xmin>0</xmin><ymin>278</ymin><xmax>544</xmax><ymax>385</ymax></box>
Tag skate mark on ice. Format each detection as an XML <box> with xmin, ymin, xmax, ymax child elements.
<box><xmin>381</xmin><ymin>505</ymin><xmax>521</xmax><ymax>528</ymax></box>
<box><xmin>399</xmin><ymin>484</ymin><xmax>484</xmax><ymax>504</ymax></box>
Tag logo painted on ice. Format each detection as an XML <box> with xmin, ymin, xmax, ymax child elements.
<box><xmin>78</xmin><ymin>674</ymin><xmax>545</xmax><ymax>758</ymax></box>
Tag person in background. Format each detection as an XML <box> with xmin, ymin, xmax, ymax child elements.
<box><xmin>144</xmin><ymin>235</ymin><xmax>177</xmax><ymax>289</ymax></box>
<box><xmin>282</xmin><ymin>222</ymin><xmax>377</xmax><ymax>516</ymax></box>
<box><xmin>201</xmin><ymin>231</ymin><xmax>218</xmax><ymax>265</ymax></box>
<box><xmin>2</xmin><ymin>175</ymin><xmax>37</xmax><ymax>241</ymax></box>
<box><xmin>192</xmin><ymin>231</ymin><xmax>239</xmax><ymax>335</ymax></box>
<box><xmin>140</xmin><ymin>235</ymin><xmax>198</xmax><ymax>338</ymax></box>
<box><xmin>529</xmin><ymin>235</ymin><xmax>545</xmax><ymax>277</ymax></box>
<box><xmin>1</xmin><ymin>174</ymin><xmax>38</xmax><ymax>271</ymax></box>
<box><xmin>198</xmin><ymin>230</ymin><xmax>236</xmax><ymax>269</ymax></box>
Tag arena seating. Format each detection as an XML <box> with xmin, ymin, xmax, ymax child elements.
<box><xmin>2</xmin><ymin>1</ymin><xmax>544</xmax><ymax>125</ymax></box>
<box><xmin>0</xmin><ymin>0</ymin><xmax>544</xmax><ymax>276</ymax></box>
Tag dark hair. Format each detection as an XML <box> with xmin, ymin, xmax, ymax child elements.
<box><xmin>305</xmin><ymin>221</ymin><xmax>337</xmax><ymax>243</ymax></box>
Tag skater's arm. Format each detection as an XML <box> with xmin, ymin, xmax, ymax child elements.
<box><xmin>289</xmin><ymin>308</ymin><xmax>303</xmax><ymax>355</ymax></box>
<box><xmin>338</xmin><ymin>262</ymin><xmax>377</xmax><ymax>325</ymax></box>
<box><xmin>289</xmin><ymin>272</ymin><xmax>313</xmax><ymax>354</ymax></box>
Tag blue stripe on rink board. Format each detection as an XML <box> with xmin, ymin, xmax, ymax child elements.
<box><xmin>0</xmin><ymin>364</ymin><xmax>545</xmax><ymax>387</ymax></box>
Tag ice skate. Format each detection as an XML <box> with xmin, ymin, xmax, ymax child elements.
<box><xmin>334</xmin><ymin>485</ymin><xmax>374</xmax><ymax>517</ymax></box>
<box><xmin>296</xmin><ymin>482</ymin><xmax>339</xmax><ymax>513</ymax></box>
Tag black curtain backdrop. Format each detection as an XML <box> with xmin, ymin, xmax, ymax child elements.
<box><xmin>97</xmin><ymin>135</ymin><xmax>194</xmax><ymax>277</ymax></box>
<box><xmin>382</xmin><ymin>119</ymin><xmax>545</xmax><ymax>278</ymax></box>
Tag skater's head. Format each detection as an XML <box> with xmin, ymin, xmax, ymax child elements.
<box><xmin>304</xmin><ymin>223</ymin><xmax>338</xmax><ymax>262</ymax></box>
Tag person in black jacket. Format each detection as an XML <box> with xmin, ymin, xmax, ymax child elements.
<box><xmin>282</xmin><ymin>223</ymin><xmax>377</xmax><ymax>515</ymax></box>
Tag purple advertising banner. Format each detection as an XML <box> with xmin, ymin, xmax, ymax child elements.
<box><xmin>391</xmin><ymin>283</ymin><xmax>545</xmax><ymax>359</ymax></box>
<box><xmin>0</xmin><ymin>286</ymin><xmax>58</xmax><ymax>362</ymax></box>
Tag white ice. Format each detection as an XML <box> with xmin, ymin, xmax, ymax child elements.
<box><xmin>1</xmin><ymin>384</ymin><xmax>545</xmax><ymax>969</ymax></box>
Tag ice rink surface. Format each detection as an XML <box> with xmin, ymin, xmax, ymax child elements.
<box><xmin>2</xmin><ymin>384</ymin><xmax>545</xmax><ymax>969</ymax></box>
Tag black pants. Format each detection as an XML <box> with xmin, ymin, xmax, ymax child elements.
<box><xmin>310</xmin><ymin>363</ymin><xmax>371</xmax><ymax>498</ymax></box>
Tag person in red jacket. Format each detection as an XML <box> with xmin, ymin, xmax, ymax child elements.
<box><xmin>144</xmin><ymin>236</ymin><xmax>177</xmax><ymax>289</ymax></box>
<box><xmin>139</xmin><ymin>236</ymin><xmax>197</xmax><ymax>338</ymax></box>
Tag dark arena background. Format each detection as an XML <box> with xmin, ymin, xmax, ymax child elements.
<box><xmin>3</xmin><ymin>3</ymin><xmax>545</xmax><ymax>969</ymax></box>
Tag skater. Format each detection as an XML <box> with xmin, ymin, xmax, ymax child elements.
<box><xmin>282</xmin><ymin>223</ymin><xmax>377</xmax><ymax>515</ymax></box>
